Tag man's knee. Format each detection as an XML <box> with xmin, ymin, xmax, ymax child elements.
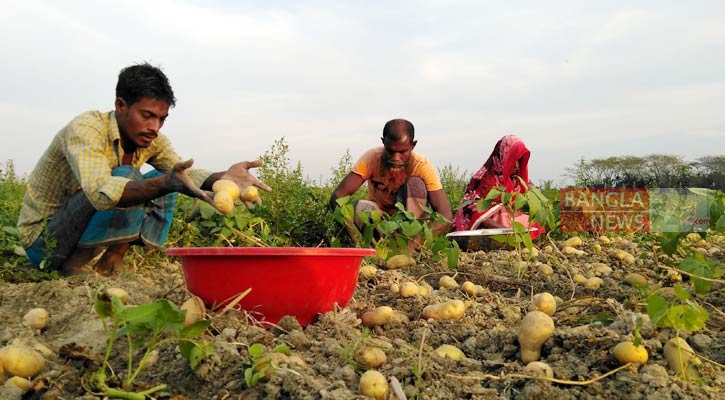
<box><xmin>406</xmin><ymin>177</ymin><xmax>427</xmax><ymax>200</ymax></box>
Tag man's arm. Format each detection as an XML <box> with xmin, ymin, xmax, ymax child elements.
<box><xmin>428</xmin><ymin>189</ymin><xmax>453</xmax><ymax>235</ymax></box>
<box><xmin>329</xmin><ymin>172</ymin><xmax>365</xmax><ymax>210</ymax></box>
<box><xmin>117</xmin><ymin>159</ymin><xmax>214</xmax><ymax>207</ymax></box>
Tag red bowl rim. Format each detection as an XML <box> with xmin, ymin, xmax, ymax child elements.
<box><xmin>166</xmin><ymin>247</ymin><xmax>376</xmax><ymax>257</ymax></box>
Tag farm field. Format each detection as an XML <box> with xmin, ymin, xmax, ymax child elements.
<box><xmin>0</xmin><ymin>234</ymin><xmax>723</xmax><ymax>399</ymax></box>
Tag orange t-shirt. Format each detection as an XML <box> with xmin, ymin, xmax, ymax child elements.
<box><xmin>351</xmin><ymin>147</ymin><xmax>443</xmax><ymax>210</ymax></box>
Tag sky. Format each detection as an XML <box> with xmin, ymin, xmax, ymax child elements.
<box><xmin>1</xmin><ymin>0</ymin><xmax>724</xmax><ymax>187</ymax></box>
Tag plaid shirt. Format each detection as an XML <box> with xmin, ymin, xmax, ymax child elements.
<box><xmin>17</xmin><ymin>110</ymin><xmax>211</xmax><ymax>247</ymax></box>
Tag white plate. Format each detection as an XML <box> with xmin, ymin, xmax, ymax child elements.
<box><xmin>446</xmin><ymin>227</ymin><xmax>538</xmax><ymax>238</ymax></box>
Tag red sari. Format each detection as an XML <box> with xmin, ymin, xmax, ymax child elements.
<box><xmin>452</xmin><ymin>135</ymin><xmax>544</xmax><ymax>239</ymax></box>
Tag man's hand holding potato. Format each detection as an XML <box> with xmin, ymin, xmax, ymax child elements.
<box><xmin>217</xmin><ymin>160</ymin><xmax>272</xmax><ymax>210</ymax></box>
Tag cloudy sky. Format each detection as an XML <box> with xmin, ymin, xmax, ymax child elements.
<box><xmin>1</xmin><ymin>0</ymin><xmax>724</xmax><ymax>187</ymax></box>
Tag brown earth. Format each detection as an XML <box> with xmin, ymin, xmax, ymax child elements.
<box><xmin>0</xmin><ymin>234</ymin><xmax>723</xmax><ymax>400</ymax></box>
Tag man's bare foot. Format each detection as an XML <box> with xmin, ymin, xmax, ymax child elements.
<box><xmin>94</xmin><ymin>242</ymin><xmax>131</xmax><ymax>276</ymax></box>
<box><xmin>59</xmin><ymin>247</ymin><xmax>99</xmax><ymax>276</ymax></box>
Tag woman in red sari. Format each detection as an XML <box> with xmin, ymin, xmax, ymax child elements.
<box><xmin>452</xmin><ymin>135</ymin><xmax>544</xmax><ymax>239</ymax></box>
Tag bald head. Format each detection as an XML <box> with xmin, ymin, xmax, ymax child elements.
<box><xmin>382</xmin><ymin>119</ymin><xmax>415</xmax><ymax>143</ymax></box>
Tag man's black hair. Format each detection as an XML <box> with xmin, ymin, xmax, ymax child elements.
<box><xmin>116</xmin><ymin>63</ymin><xmax>176</xmax><ymax>107</ymax></box>
<box><xmin>382</xmin><ymin>119</ymin><xmax>415</xmax><ymax>142</ymax></box>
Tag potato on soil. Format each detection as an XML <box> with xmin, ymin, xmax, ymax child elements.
<box><xmin>562</xmin><ymin>236</ymin><xmax>583</xmax><ymax>248</ymax></box>
<box><xmin>385</xmin><ymin>254</ymin><xmax>416</xmax><ymax>269</ymax></box>
<box><xmin>434</xmin><ymin>344</ymin><xmax>465</xmax><ymax>360</ymax></box>
<box><xmin>213</xmin><ymin>190</ymin><xmax>235</xmax><ymax>214</ymax></box>
<box><xmin>361</xmin><ymin>306</ymin><xmax>394</xmax><ymax>327</ymax></box>
<box><xmin>399</xmin><ymin>282</ymin><xmax>419</xmax><ymax>298</ymax></box>
<box><xmin>663</xmin><ymin>337</ymin><xmax>701</xmax><ymax>379</ymax></box>
<box><xmin>105</xmin><ymin>287</ymin><xmax>129</xmax><ymax>304</ymax></box>
<box><xmin>359</xmin><ymin>370</ymin><xmax>388</xmax><ymax>400</ymax></box>
<box><xmin>5</xmin><ymin>376</ymin><xmax>31</xmax><ymax>392</ymax></box>
<box><xmin>517</xmin><ymin>311</ymin><xmax>555</xmax><ymax>363</ymax></box>
<box><xmin>421</xmin><ymin>300</ymin><xmax>465</xmax><ymax>321</ymax></box>
<box><xmin>585</xmin><ymin>277</ymin><xmax>604</xmax><ymax>290</ymax></box>
<box><xmin>355</xmin><ymin>346</ymin><xmax>387</xmax><ymax>368</ymax></box>
<box><xmin>212</xmin><ymin>179</ymin><xmax>241</xmax><ymax>199</ymax></box>
<box><xmin>624</xmin><ymin>273</ymin><xmax>648</xmax><ymax>287</ymax></box>
<box><xmin>240</xmin><ymin>186</ymin><xmax>259</xmax><ymax>202</ymax></box>
<box><xmin>562</xmin><ymin>246</ymin><xmax>585</xmax><ymax>256</ymax></box>
<box><xmin>359</xmin><ymin>264</ymin><xmax>378</xmax><ymax>280</ymax></box>
<box><xmin>524</xmin><ymin>361</ymin><xmax>553</xmax><ymax>378</ymax></box>
<box><xmin>0</xmin><ymin>344</ymin><xmax>45</xmax><ymax>378</ymax></box>
<box><xmin>461</xmin><ymin>281</ymin><xmax>478</xmax><ymax>296</ymax></box>
<box><xmin>528</xmin><ymin>292</ymin><xmax>556</xmax><ymax>316</ymax></box>
<box><xmin>253</xmin><ymin>352</ymin><xmax>289</xmax><ymax>381</ymax></box>
<box><xmin>439</xmin><ymin>275</ymin><xmax>459</xmax><ymax>289</ymax></box>
<box><xmin>180</xmin><ymin>296</ymin><xmax>206</xmax><ymax>328</ymax></box>
<box><xmin>612</xmin><ymin>341</ymin><xmax>648</xmax><ymax>365</ymax></box>
<box><xmin>23</xmin><ymin>308</ymin><xmax>49</xmax><ymax>330</ymax></box>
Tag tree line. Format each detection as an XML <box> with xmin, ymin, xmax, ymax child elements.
<box><xmin>568</xmin><ymin>154</ymin><xmax>725</xmax><ymax>189</ymax></box>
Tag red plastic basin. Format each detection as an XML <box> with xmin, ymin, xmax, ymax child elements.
<box><xmin>166</xmin><ymin>247</ymin><xmax>375</xmax><ymax>326</ymax></box>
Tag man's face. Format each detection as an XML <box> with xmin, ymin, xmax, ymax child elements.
<box><xmin>115</xmin><ymin>97</ymin><xmax>169</xmax><ymax>150</ymax></box>
<box><xmin>381</xmin><ymin>135</ymin><xmax>417</xmax><ymax>170</ymax></box>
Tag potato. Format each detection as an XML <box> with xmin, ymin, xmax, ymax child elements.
<box><xmin>537</xmin><ymin>264</ymin><xmax>554</xmax><ymax>276</ymax></box>
<box><xmin>624</xmin><ymin>273</ymin><xmax>648</xmax><ymax>287</ymax></box>
<box><xmin>106</xmin><ymin>287</ymin><xmax>129</xmax><ymax>304</ymax></box>
<box><xmin>573</xmin><ymin>274</ymin><xmax>587</xmax><ymax>284</ymax></box>
<box><xmin>517</xmin><ymin>311</ymin><xmax>555</xmax><ymax>363</ymax></box>
<box><xmin>5</xmin><ymin>376</ymin><xmax>31</xmax><ymax>392</ymax></box>
<box><xmin>417</xmin><ymin>283</ymin><xmax>431</xmax><ymax>297</ymax></box>
<box><xmin>562</xmin><ymin>236</ymin><xmax>583</xmax><ymax>248</ymax></box>
<box><xmin>212</xmin><ymin>179</ymin><xmax>241</xmax><ymax>199</ymax></box>
<box><xmin>562</xmin><ymin>246</ymin><xmax>585</xmax><ymax>256</ymax></box>
<box><xmin>180</xmin><ymin>296</ymin><xmax>205</xmax><ymax>328</ymax></box>
<box><xmin>213</xmin><ymin>190</ymin><xmax>235</xmax><ymax>215</ymax></box>
<box><xmin>361</xmin><ymin>306</ymin><xmax>394</xmax><ymax>327</ymax></box>
<box><xmin>434</xmin><ymin>344</ymin><xmax>465</xmax><ymax>360</ymax></box>
<box><xmin>612</xmin><ymin>341</ymin><xmax>648</xmax><ymax>365</ymax></box>
<box><xmin>439</xmin><ymin>275</ymin><xmax>459</xmax><ymax>289</ymax></box>
<box><xmin>524</xmin><ymin>361</ymin><xmax>553</xmax><ymax>378</ymax></box>
<box><xmin>461</xmin><ymin>281</ymin><xmax>478</xmax><ymax>296</ymax></box>
<box><xmin>240</xmin><ymin>186</ymin><xmax>259</xmax><ymax>202</ymax></box>
<box><xmin>385</xmin><ymin>254</ymin><xmax>416</xmax><ymax>270</ymax></box>
<box><xmin>399</xmin><ymin>282</ymin><xmax>419</xmax><ymax>298</ymax></box>
<box><xmin>592</xmin><ymin>263</ymin><xmax>612</xmax><ymax>277</ymax></box>
<box><xmin>0</xmin><ymin>344</ymin><xmax>45</xmax><ymax>378</ymax></box>
<box><xmin>585</xmin><ymin>277</ymin><xmax>604</xmax><ymax>290</ymax></box>
<box><xmin>23</xmin><ymin>308</ymin><xmax>49</xmax><ymax>330</ymax></box>
<box><xmin>421</xmin><ymin>300</ymin><xmax>465</xmax><ymax>321</ymax></box>
<box><xmin>592</xmin><ymin>243</ymin><xmax>602</xmax><ymax>253</ymax></box>
<box><xmin>355</xmin><ymin>346</ymin><xmax>387</xmax><ymax>368</ymax></box>
<box><xmin>528</xmin><ymin>293</ymin><xmax>556</xmax><ymax>316</ymax></box>
<box><xmin>663</xmin><ymin>337</ymin><xmax>701</xmax><ymax>379</ymax></box>
<box><xmin>359</xmin><ymin>264</ymin><xmax>378</xmax><ymax>280</ymax></box>
<box><xmin>253</xmin><ymin>352</ymin><xmax>289</xmax><ymax>381</ymax></box>
<box><xmin>598</xmin><ymin>235</ymin><xmax>611</xmax><ymax>244</ymax></box>
<box><xmin>611</xmin><ymin>249</ymin><xmax>635</xmax><ymax>265</ymax></box>
<box><xmin>359</xmin><ymin>370</ymin><xmax>388</xmax><ymax>400</ymax></box>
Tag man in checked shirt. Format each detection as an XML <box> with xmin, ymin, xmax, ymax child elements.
<box><xmin>17</xmin><ymin>63</ymin><xmax>270</xmax><ymax>276</ymax></box>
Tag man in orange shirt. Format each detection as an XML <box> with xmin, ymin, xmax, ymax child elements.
<box><xmin>330</xmin><ymin>119</ymin><xmax>452</xmax><ymax>236</ymax></box>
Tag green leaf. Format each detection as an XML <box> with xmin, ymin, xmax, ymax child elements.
<box><xmin>513</xmin><ymin>194</ymin><xmax>526</xmax><ymax>210</ymax></box>
<box><xmin>179</xmin><ymin>341</ymin><xmax>215</xmax><ymax>369</ymax></box>
<box><xmin>476</xmin><ymin>198</ymin><xmax>493</xmax><ymax>212</ymax></box>
<box><xmin>199</xmin><ymin>202</ymin><xmax>216</xmax><ymax>219</ymax></box>
<box><xmin>377</xmin><ymin>221</ymin><xmax>399</xmax><ymax>236</ymax></box>
<box><xmin>271</xmin><ymin>344</ymin><xmax>291</xmax><ymax>355</ymax></box>
<box><xmin>673</xmin><ymin>285</ymin><xmax>691</xmax><ymax>301</ymax></box>
<box><xmin>248</xmin><ymin>343</ymin><xmax>265</xmax><ymax>359</ymax></box>
<box><xmin>647</xmin><ymin>294</ymin><xmax>670</xmax><ymax>328</ymax></box>
<box><xmin>179</xmin><ymin>319</ymin><xmax>211</xmax><ymax>338</ymax></box>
